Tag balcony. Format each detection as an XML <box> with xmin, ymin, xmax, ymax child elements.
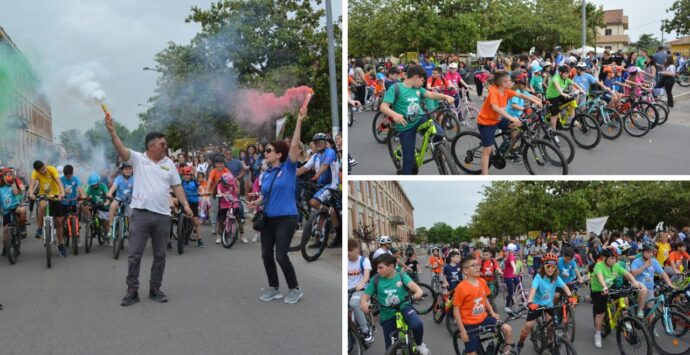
<box><xmin>389</xmin><ymin>216</ymin><xmax>405</xmax><ymax>225</ymax></box>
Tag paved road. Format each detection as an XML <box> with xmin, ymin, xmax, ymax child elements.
<box><xmin>0</xmin><ymin>219</ymin><xmax>341</xmax><ymax>355</ymax></box>
<box><xmin>361</xmin><ymin>253</ymin><xmax>687</xmax><ymax>355</ymax></box>
<box><xmin>349</xmin><ymin>85</ymin><xmax>690</xmax><ymax>175</ymax></box>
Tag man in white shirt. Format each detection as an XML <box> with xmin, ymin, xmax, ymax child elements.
<box><xmin>105</xmin><ymin>112</ymin><xmax>192</xmax><ymax>307</ymax></box>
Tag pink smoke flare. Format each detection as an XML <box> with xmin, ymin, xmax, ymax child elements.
<box><xmin>233</xmin><ymin>86</ymin><xmax>314</xmax><ymax>125</ymax></box>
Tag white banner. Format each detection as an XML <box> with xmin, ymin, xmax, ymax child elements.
<box><xmin>586</xmin><ymin>216</ymin><xmax>609</xmax><ymax>236</ymax></box>
<box><xmin>477</xmin><ymin>40</ymin><xmax>502</xmax><ymax>58</ymax></box>
<box><xmin>275</xmin><ymin>117</ymin><xmax>288</xmax><ymax>139</ymax></box>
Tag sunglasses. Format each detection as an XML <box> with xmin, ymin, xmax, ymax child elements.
<box><xmin>544</xmin><ymin>264</ymin><xmax>557</xmax><ymax>269</ymax></box>
<box><xmin>265</xmin><ymin>148</ymin><xmax>274</xmax><ymax>153</ymax></box>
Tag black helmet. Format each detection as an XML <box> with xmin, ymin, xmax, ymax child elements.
<box><xmin>601</xmin><ymin>246</ymin><xmax>618</xmax><ymax>257</ymax></box>
<box><xmin>641</xmin><ymin>241</ymin><xmax>656</xmax><ymax>252</ymax></box>
<box><xmin>119</xmin><ymin>162</ymin><xmax>132</xmax><ymax>170</ymax></box>
<box><xmin>311</xmin><ymin>133</ymin><xmax>328</xmax><ymax>142</ymax></box>
<box><xmin>213</xmin><ymin>155</ymin><xmax>225</xmax><ymax>164</ymax></box>
<box><xmin>558</xmin><ymin>64</ymin><xmax>571</xmax><ymax>73</ymax></box>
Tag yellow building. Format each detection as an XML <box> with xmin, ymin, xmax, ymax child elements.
<box><xmin>0</xmin><ymin>25</ymin><xmax>53</xmax><ymax>166</ymax></box>
<box><xmin>668</xmin><ymin>36</ymin><xmax>690</xmax><ymax>57</ymax></box>
<box><xmin>597</xmin><ymin>9</ymin><xmax>631</xmax><ymax>52</ymax></box>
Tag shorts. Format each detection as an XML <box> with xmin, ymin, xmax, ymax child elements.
<box><xmin>478</xmin><ymin>118</ymin><xmax>512</xmax><ymax>148</ymax></box>
<box><xmin>526</xmin><ymin>308</ymin><xmax>554</xmax><ymax>322</ymax></box>
<box><xmin>313</xmin><ymin>186</ymin><xmax>332</xmax><ymax>204</ymax></box>
<box><xmin>188</xmin><ymin>202</ymin><xmax>199</xmax><ymax>217</ymax></box>
<box><xmin>48</xmin><ymin>200</ymin><xmax>64</xmax><ymax>217</ymax></box>
<box><xmin>546</xmin><ymin>95</ymin><xmax>575</xmax><ymax>116</ymax></box>
<box><xmin>463</xmin><ymin>316</ymin><xmax>497</xmax><ymax>353</ymax></box>
<box><xmin>2</xmin><ymin>208</ymin><xmax>18</xmax><ymax>226</ymax></box>
<box><xmin>602</xmin><ymin>93</ymin><xmax>612</xmax><ymax>103</ymax></box>
<box><xmin>97</xmin><ymin>210</ymin><xmax>109</xmax><ymax>220</ymax></box>
<box><xmin>643</xmin><ymin>288</ymin><xmax>655</xmax><ymax>305</ymax></box>
<box><xmin>591</xmin><ymin>291</ymin><xmax>608</xmax><ymax>315</ymax></box>
<box><xmin>55</xmin><ymin>204</ymin><xmax>78</xmax><ymax>218</ymax></box>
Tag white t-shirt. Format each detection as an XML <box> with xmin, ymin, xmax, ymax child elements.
<box><xmin>666</xmin><ymin>64</ymin><xmax>676</xmax><ymax>75</ymax></box>
<box><xmin>372</xmin><ymin>247</ymin><xmax>392</xmax><ymax>260</ymax></box>
<box><xmin>126</xmin><ymin>149</ymin><xmax>181</xmax><ymax>216</ymax></box>
<box><xmin>196</xmin><ymin>162</ymin><xmax>209</xmax><ymax>174</ymax></box>
<box><xmin>348</xmin><ymin>256</ymin><xmax>372</xmax><ymax>290</ymax></box>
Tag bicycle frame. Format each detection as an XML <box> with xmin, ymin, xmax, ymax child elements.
<box><xmin>64</xmin><ymin>205</ymin><xmax>80</xmax><ymax>237</ymax></box>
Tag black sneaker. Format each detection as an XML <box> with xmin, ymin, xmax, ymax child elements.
<box><xmin>327</xmin><ymin>238</ymin><xmax>342</xmax><ymax>248</ymax></box>
<box><xmin>120</xmin><ymin>290</ymin><xmax>140</xmax><ymax>307</ymax></box>
<box><xmin>1</xmin><ymin>248</ymin><xmax>6</xmax><ymax>257</ymax></box>
<box><xmin>167</xmin><ymin>242</ymin><xmax>172</xmax><ymax>251</ymax></box>
<box><xmin>149</xmin><ymin>288</ymin><xmax>168</xmax><ymax>303</ymax></box>
<box><xmin>58</xmin><ymin>244</ymin><xmax>67</xmax><ymax>257</ymax></box>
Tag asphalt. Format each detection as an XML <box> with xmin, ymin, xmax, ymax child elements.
<box><xmin>0</xmin><ymin>218</ymin><xmax>341</xmax><ymax>355</ymax></box>
<box><xmin>348</xmin><ymin>85</ymin><xmax>690</xmax><ymax>175</ymax></box>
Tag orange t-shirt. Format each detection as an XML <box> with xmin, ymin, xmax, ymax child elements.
<box><xmin>207</xmin><ymin>167</ymin><xmax>230</xmax><ymax>191</ymax></box>
<box><xmin>428</xmin><ymin>255</ymin><xmax>444</xmax><ymax>274</ymax></box>
<box><xmin>453</xmin><ymin>278</ymin><xmax>491</xmax><ymax>325</ymax></box>
<box><xmin>667</xmin><ymin>250</ymin><xmax>690</xmax><ymax>269</ymax></box>
<box><xmin>477</xmin><ymin>86</ymin><xmax>517</xmax><ymax>126</ymax></box>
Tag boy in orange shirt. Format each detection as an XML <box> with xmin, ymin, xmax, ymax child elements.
<box><xmin>476</xmin><ymin>71</ymin><xmax>543</xmax><ymax>175</ymax></box>
<box><xmin>454</xmin><ymin>255</ymin><xmax>514</xmax><ymax>355</ymax></box>
<box><xmin>665</xmin><ymin>242</ymin><xmax>690</xmax><ymax>281</ymax></box>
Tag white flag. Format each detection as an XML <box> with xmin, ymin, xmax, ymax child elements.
<box><xmin>586</xmin><ymin>216</ymin><xmax>609</xmax><ymax>236</ymax></box>
<box><xmin>275</xmin><ymin>117</ymin><xmax>288</xmax><ymax>139</ymax></box>
<box><xmin>477</xmin><ymin>40</ymin><xmax>502</xmax><ymax>58</ymax></box>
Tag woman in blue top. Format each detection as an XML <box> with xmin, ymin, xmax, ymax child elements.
<box><xmin>249</xmin><ymin>105</ymin><xmax>307</xmax><ymax>304</ymax></box>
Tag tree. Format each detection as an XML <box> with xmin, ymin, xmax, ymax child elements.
<box><xmin>415</xmin><ymin>227</ymin><xmax>429</xmax><ymax>244</ymax></box>
<box><xmin>427</xmin><ymin>222</ymin><xmax>455</xmax><ymax>244</ymax></box>
<box><xmin>662</xmin><ymin>0</ymin><xmax>690</xmax><ymax>36</ymax></box>
<box><xmin>631</xmin><ymin>34</ymin><xmax>661</xmax><ymax>54</ymax></box>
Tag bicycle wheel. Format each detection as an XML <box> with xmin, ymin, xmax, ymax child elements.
<box><xmin>301</xmin><ymin>211</ymin><xmax>330</xmax><ymax>262</ymax></box>
<box><xmin>348</xmin><ymin>106</ymin><xmax>354</xmax><ymax>127</ymax></box>
<box><xmin>432</xmin><ymin>294</ymin><xmax>446</xmax><ymax>324</ymax></box>
<box><xmin>542</xmin><ymin>130</ymin><xmax>575</xmax><ymax>165</ymax></box>
<box><xmin>569</xmin><ymin>113</ymin><xmax>601</xmax><ymax>149</ymax></box>
<box><xmin>97</xmin><ymin>222</ymin><xmax>106</xmax><ymax>246</ymax></box>
<box><xmin>522</xmin><ymin>139</ymin><xmax>568</xmax><ymax>175</ymax></box>
<box><xmin>677</xmin><ymin>73</ymin><xmax>690</xmax><ymax>87</ymax></box>
<box><xmin>616</xmin><ymin>315</ymin><xmax>653</xmax><ymax>355</ymax></box>
<box><xmin>113</xmin><ymin>218</ymin><xmax>123</xmax><ymax>259</ymax></box>
<box><xmin>445</xmin><ymin>310</ymin><xmax>459</xmax><ymax>336</ymax></box>
<box><xmin>348</xmin><ymin>327</ymin><xmax>363</xmax><ymax>355</ymax></box>
<box><xmin>530</xmin><ymin>319</ymin><xmax>547</xmax><ymax>353</ymax></box>
<box><xmin>638</xmin><ymin>102</ymin><xmax>659</xmax><ymax>129</ymax></box>
<box><xmin>436</xmin><ymin>143</ymin><xmax>460</xmax><ymax>175</ymax></box>
<box><xmin>177</xmin><ymin>215</ymin><xmax>187</xmax><ymax>254</ymax></box>
<box><xmin>44</xmin><ymin>223</ymin><xmax>52</xmax><ymax>268</ymax></box>
<box><xmin>554</xmin><ymin>336</ymin><xmax>578</xmax><ymax>355</ymax></box>
<box><xmin>70</xmin><ymin>218</ymin><xmax>78</xmax><ymax>256</ymax></box>
<box><xmin>464</xmin><ymin>106</ymin><xmax>479</xmax><ymax>129</ymax></box>
<box><xmin>451</xmin><ymin>131</ymin><xmax>483</xmax><ymax>174</ymax></box>
<box><xmin>386</xmin><ymin>127</ymin><xmax>403</xmax><ymax>172</ymax></box>
<box><xmin>441</xmin><ymin>112</ymin><xmax>461</xmax><ymax>140</ymax></box>
<box><xmin>221</xmin><ymin>218</ymin><xmax>239</xmax><ymax>249</ymax></box>
<box><xmin>289</xmin><ymin>207</ymin><xmax>308</xmax><ymax>251</ymax></box>
<box><xmin>564</xmin><ymin>305</ymin><xmax>576</xmax><ymax>342</ymax></box>
<box><xmin>598</xmin><ymin>108</ymin><xmax>624</xmax><ymax>140</ymax></box>
<box><xmin>7</xmin><ymin>228</ymin><xmax>18</xmax><ymax>264</ymax></box>
<box><xmin>623</xmin><ymin>111</ymin><xmax>651</xmax><ymax>137</ymax></box>
<box><xmin>385</xmin><ymin>338</ymin><xmax>412</xmax><ymax>355</ymax></box>
<box><xmin>412</xmin><ymin>282</ymin><xmax>435</xmax><ymax>315</ymax></box>
<box><xmin>452</xmin><ymin>330</ymin><xmax>463</xmax><ymax>355</ymax></box>
<box><xmin>372</xmin><ymin>111</ymin><xmax>391</xmax><ymax>144</ymax></box>
<box><xmin>84</xmin><ymin>220</ymin><xmax>93</xmax><ymax>253</ymax></box>
<box><xmin>654</xmin><ymin>103</ymin><xmax>669</xmax><ymax>126</ymax></box>
<box><xmin>651</xmin><ymin>310</ymin><xmax>690</xmax><ymax>355</ymax></box>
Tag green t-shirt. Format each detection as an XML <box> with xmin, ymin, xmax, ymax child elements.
<box><xmin>364</xmin><ymin>271</ymin><xmax>413</xmax><ymax>321</ymax></box>
<box><xmin>382</xmin><ymin>83</ymin><xmax>428</xmax><ymax>132</ymax></box>
<box><xmin>530</xmin><ymin>75</ymin><xmax>543</xmax><ymax>94</ymax></box>
<box><xmin>635</xmin><ymin>56</ymin><xmax>647</xmax><ymax>69</ymax></box>
<box><xmin>86</xmin><ymin>183</ymin><xmax>109</xmax><ymax>210</ymax></box>
<box><xmin>591</xmin><ymin>261</ymin><xmax>627</xmax><ymax>292</ymax></box>
<box><xmin>545</xmin><ymin>75</ymin><xmax>574</xmax><ymax>99</ymax></box>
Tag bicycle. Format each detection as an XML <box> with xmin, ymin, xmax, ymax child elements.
<box><xmin>3</xmin><ymin>207</ymin><xmax>23</xmax><ymax>264</ymax></box>
<box><xmin>528</xmin><ymin>303</ymin><xmax>578</xmax><ymax>355</ymax></box>
<box><xmin>505</xmin><ymin>275</ymin><xmax>530</xmax><ymax>312</ymax></box>
<box><xmin>452</xmin><ymin>87</ymin><xmax>479</xmax><ymax>130</ymax></box>
<box><xmin>387</xmin><ymin>101</ymin><xmax>460</xmax><ymax>175</ymax></box>
<box><xmin>217</xmin><ymin>193</ymin><xmax>244</xmax><ymax>249</ymax></box>
<box><xmin>452</xmin><ymin>116</ymin><xmax>568</xmax><ymax>175</ymax></box>
<box><xmin>640</xmin><ymin>88</ymin><xmax>669</xmax><ymax>127</ymax></box>
<box><xmin>301</xmin><ymin>187</ymin><xmax>341</xmax><ymax>262</ymax></box>
<box><xmin>36</xmin><ymin>195</ymin><xmax>60</xmax><ymax>268</ymax></box>
<box><xmin>552</xmin><ymin>92</ymin><xmax>601</xmax><ymax>149</ymax></box>
<box><xmin>452</xmin><ymin>306</ymin><xmax>526</xmax><ymax>355</ymax></box>
<box><xmin>432</xmin><ymin>288</ymin><xmax>455</xmax><ymax>325</ymax></box>
<box><xmin>615</xmin><ymin>93</ymin><xmax>654</xmax><ymax>137</ymax></box>
<box><xmin>83</xmin><ymin>199</ymin><xmax>107</xmax><ymax>253</ymax></box>
<box><xmin>290</xmin><ymin>180</ymin><xmax>320</xmax><ymax>251</ymax></box>
<box><xmin>581</xmin><ymin>90</ymin><xmax>624</xmax><ymax>140</ymax></box>
<box><xmin>598</xmin><ymin>287</ymin><xmax>653</xmax><ymax>355</ymax></box>
<box><xmin>62</xmin><ymin>201</ymin><xmax>81</xmax><ymax>256</ymax></box>
<box><xmin>348</xmin><ymin>289</ymin><xmax>376</xmax><ymax>352</ymax></box>
<box><xmin>675</xmin><ymin>65</ymin><xmax>689</xmax><ymax>88</ymax></box>
<box><xmin>381</xmin><ymin>296</ymin><xmax>426</xmax><ymax>355</ymax></box>
<box><xmin>429</xmin><ymin>272</ymin><xmax>442</xmax><ymax>295</ymax></box>
<box><xmin>522</xmin><ymin>105</ymin><xmax>576</xmax><ymax>164</ymax></box>
<box><xmin>111</xmin><ymin>197</ymin><xmax>130</xmax><ymax>259</ymax></box>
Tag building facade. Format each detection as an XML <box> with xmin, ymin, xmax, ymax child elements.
<box><xmin>348</xmin><ymin>181</ymin><xmax>414</xmax><ymax>250</ymax></box>
<box><xmin>0</xmin><ymin>25</ymin><xmax>53</xmax><ymax>167</ymax></box>
<box><xmin>668</xmin><ymin>36</ymin><xmax>690</xmax><ymax>57</ymax></box>
<box><xmin>596</xmin><ymin>9</ymin><xmax>630</xmax><ymax>52</ymax></box>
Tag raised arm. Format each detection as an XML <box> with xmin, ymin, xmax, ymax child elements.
<box><xmin>104</xmin><ymin>112</ymin><xmax>131</xmax><ymax>162</ymax></box>
<box><xmin>288</xmin><ymin>106</ymin><xmax>307</xmax><ymax>163</ymax></box>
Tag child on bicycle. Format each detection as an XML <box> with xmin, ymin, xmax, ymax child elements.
<box><xmin>476</xmin><ymin>70</ymin><xmax>543</xmax><ymax>175</ymax></box>
<box><xmin>515</xmin><ymin>253</ymin><xmax>576</xmax><ymax>354</ymax></box>
<box><xmin>442</xmin><ymin>251</ymin><xmax>462</xmax><ymax>295</ymax></box>
<box><xmin>544</xmin><ymin>65</ymin><xmax>585</xmax><ymax>130</ymax></box>
<box><xmin>427</xmin><ymin>247</ymin><xmax>444</xmax><ymax>282</ymax></box>
<box><xmin>555</xmin><ymin>247</ymin><xmax>585</xmax><ymax>300</ymax></box>
<box><xmin>630</xmin><ymin>241</ymin><xmax>677</xmax><ymax>317</ymax></box>
<box><xmin>83</xmin><ymin>173</ymin><xmax>111</xmax><ymax>246</ymax></box>
<box><xmin>348</xmin><ymin>239</ymin><xmax>374</xmax><ymax>344</ymax></box>
<box><xmin>504</xmin><ymin>71</ymin><xmax>532</xmax><ymax>164</ymax></box>
<box><xmin>106</xmin><ymin>162</ymin><xmax>133</xmax><ymax>242</ymax></box>
<box><xmin>179</xmin><ymin>166</ymin><xmax>203</xmax><ymax>247</ymax></box>
<box><xmin>405</xmin><ymin>252</ymin><xmax>422</xmax><ymax>283</ymax></box>
<box><xmin>665</xmin><ymin>242</ymin><xmax>690</xmax><ymax>281</ymax></box>
<box><xmin>215</xmin><ymin>173</ymin><xmax>243</xmax><ymax>240</ymax></box>
<box><xmin>591</xmin><ymin>246</ymin><xmax>646</xmax><ymax>348</ymax></box>
<box><xmin>378</xmin><ymin>65</ymin><xmax>455</xmax><ymax>175</ymax></box>
<box><xmin>1</xmin><ymin>168</ymin><xmax>27</xmax><ymax>256</ymax></box>
<box><xmin>360</xmin><ymin>253</ymin><xmax>430</xmax><ymax>355</ymax></box>
<box><xmin>480</xmin><ymin>248</ymin><xmax>503</xmax><ymax>295</ymax></box>
<box><xmin>454</xmin><ymin>255</ymin><xmax>514</xmax><ymax>355</ymax></box>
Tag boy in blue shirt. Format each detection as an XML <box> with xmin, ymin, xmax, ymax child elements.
<box><xmin>630</xmin><ymin>241</ymin><xmax>676</xmax><ymax>317</ymax></box>
<box><xmin>179</xmin><ymin>166</ymin><xmax>203</xmax><ymax>247</ymax></box>
<box><xmin>1</xmin><ymin>168</ymin><xmax>27</xmax><ymax>256</ymax></box>
<box><xmin>58</xmin><ymin>165</ymin><xmax>85</xmax><ymax>248</ymax></box>
<box><xmin>442</xmin><ymin>251</ymin><xmax>463</xmax><ymax>291</ymax></box>
<box><xmin>106</xmin><ymin>162</ymin><xmax>134</xmax><ymax>244</ymax></box>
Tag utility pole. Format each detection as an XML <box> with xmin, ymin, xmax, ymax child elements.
<box><xmin>325</xmin><ymin>0</ymin><xmax>340</xmax><ymax>136</ymax></box>
<box><xmin>582</xmin><ymin>0</ymin><xmax>587</xmax><ymax>55</ymax></box>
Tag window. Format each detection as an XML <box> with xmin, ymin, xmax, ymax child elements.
<box><xmin>605</xmin><ymin>28</ymin><xmax>612</xmax><ymax>36</ymax></box>
<box><xmin>372</xmin><ymin>186</ymin><xmax>378</xmax><ymax>208</ymax></box>
<box><xmin>355</xmin><ymin>181</ymin><xmax>361</xmax><ymax>198</ymax></box>
<box><xmin>605</xmin><ymin>46</ymin><xmax>612</xmax><ymax>50</ymax></box>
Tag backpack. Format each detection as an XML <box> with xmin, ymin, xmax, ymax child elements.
<box><xmin>389</xmin><ymin>83</ymin><xmax>427</xmax><ymax>113</ymax></box>
<box><xmin>358</xmin><ymin>256</ymin><xmax>365</xmax><ymax>275</ymax></box>
<box><xmin>371</xmin><ymin>271</ymin><xmax>406</xmax><ymax>299</ymax></box>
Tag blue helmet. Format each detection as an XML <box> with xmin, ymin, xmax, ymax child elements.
<box><xmin>88</xmin><ymin>173</ymin><xmax>100</xmax><ymax>185</ymax></box>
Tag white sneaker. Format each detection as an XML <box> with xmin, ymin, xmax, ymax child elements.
<box><xmin>241</xmin><ymin>237</ymin><xmax>249</xmax><ymax>244</ymax></box>
<box><xmin>504</xmin><ymin>307</ymin><xmax>512</xmax><ymax>314</ymax></box>
<box><xmin>417</xmin><ymin>343</ymin><xmax>430</xmax><ymax>355</ymax></box>
<box><xmin>215</xmin><ymin>237</ymin><xmax>221</xmax><ymax>244</ymax></box>
<box><xmin>78</xmin><ymin>239</ymin><xmax>82</xmax><ymax>247</ymax></box>
<box><xmin>594</xmin><ymin>333</ymin><xmax>602</xmax><ymax>348</ymax></box>
<box><xmin>252</xmin><ymin>234</ymin><xmax>259</xmax><ymax>242</ymax></box>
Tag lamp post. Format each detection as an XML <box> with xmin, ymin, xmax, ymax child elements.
<box><xmin>142</xmin><ymin>66</ymin><xmax>162</xmax><ymax>73</ymax></box>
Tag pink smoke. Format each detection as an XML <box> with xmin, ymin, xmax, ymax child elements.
<box><xmin>232</xmin><ymin>86</ymin><xmax>314</xmax><ymax>125</ymax></box>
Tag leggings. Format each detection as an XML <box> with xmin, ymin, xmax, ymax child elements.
<box><xmin>504</xmin><ymin>277</ymin><xmax>519</xmax><ymax>308</ymax></box>
<box><xmin>381</xmin><ymin>306</ymin><xmax>424</xmax><ymax>349</ymax></box>
<box><xmin>655</xmin><ymin>75</ymin><xmax>675</xmax><ymax>107</ymax></box>
<box><xmin>261</xmin><ymin>216</ymin><xmax>299</xmax><ymax>289</ymax></box>
<box><xmin>474</xmin><ymin>77</ymin><xmax>484</xmax><ymax>97</ymax></box>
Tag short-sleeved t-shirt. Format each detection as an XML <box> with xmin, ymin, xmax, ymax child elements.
<box><xmin>557</xmin><ymin>257</ymin><xmax>578</xmax><ymax>283</ymax></box>
<box><xmin>630</xmin><ymin>257</ymin><xmax>664</xmax><ymax>290</ymax></box>
<box><xmin>478</xmin><ymin>86</ymin><xmax>518</xmax><ymax>126</ymax></box>
<box><xmin>480</xmin><ymin>259</ymin><xmax>500</xmax><ymax>281</ymax></box>
<box><xmin>126</xmin><ymin>149</ymin><xmax>182</xmax><ymax>216</ymax></box>
<box><xmin>656</xmin><ymin>242</ymin><xmax>671</xmax><ymax>266</ymax></box>
<box><xmin>428</xmin><ymin>255</ymin><xmax>444</xmax><ymax>274</ymax></box>
<box><xmin>506</xmin><ymin>89</ymin><xmax>529</xmax><ymax>118</ymax></box>
<box><xmin>60</xmin><ymin>176</ymin><xmax>81</xmax><ymax>206</ymax></box>
<box><xmin>532</xmin><ymin>274</ymin><xmax>566</xmax><ymax>307</ymax></box>
<box><xmin>302</xmin><ymin>148</ymin><xmax>339</xmax><ymax>188</ymax></box>
<box><xmin>0</xmin><ymin>185</ymin><xmax>20</xmax><ymax>212</ymax></box>
<box><xmin>453</xmin><ymin>278</ymin><xmax>491</xmax><ymax>325</ymax></box>
<box><xmin>181</xmin><ymin>179</ymin><xmax>200</xmax><ymax>204</ymax></box>
<box><xmin>668</xmin><ymin>251</ymin><xmax>690</xmax><ymax>271</ymax></box>
<box><xmin>364</xmin><ymin>272</ymin><xmax>413</xmax><ymax>322</ymax></box>
<box><xmin>443</xmin><ymin>263</ymin><xmax>463</xmax><ymax>290</ymax></box>
<box><xmin>573</xmin><ymin>73</ymin><xmax>598</xmax><ymax>93</ymax></box>
<box><xmin>530</xmin><ymin>75</ymin><xmax>544</xmax><ymax>93</ymax></box>
<box><xmin>503</xmin><ymin>252</ymin><xmax>516</xmax><ymax>278</ymax></box>
<box><xmin>225</xmin><ymin>158</ymin><xmax>243</xmax><ymax>177</ymax></box>
<box><xmin>217</xmin><ymin>181</ymin><xmax>238</xmax><ymax>210</ymax></box>
<box><xmin>86</xmin><ymin>183</ymin><xmax>109</xmax><ymax>211</ymax></box>
<box><xmin>545</xmin><ymin>75</ymin><xmax>575</xmax><ymax>99</ymax></box>
<box><xmin>348</xmin><ymin>256</ymin><xmax>372</xmax><ymax>290</ymax></box>
<box><xmin>112</xmin><ymin>175</ymin><xmax>134</xmax><ymax>204</ymax></box>
<box><xmin>591</xmin><ymin>261</ymin><xmax>627</xmax><ymax>292</ymax></box>
<box><xmin>382</xmin><ymin>83</ymin><xmax>427</xmax><ymax>132</ymax></box>
<box><xmin>405</xmin><ymin>259</ymin><xmax>420</xmax><ymax>273</ymax></box>
<box><xmin>207</xmin><ymin>167</ymin><xmax>230</xmax><ymax>192</ymax></box>
<box><xmin>31</xmin><ymin>166</ymin><xmax>61</xmax><ymax>195</ymax></box>
<box><xmin>260</xmin><ymin>159</ymin><xmax>297</xmax><ymax>217</ymax></box>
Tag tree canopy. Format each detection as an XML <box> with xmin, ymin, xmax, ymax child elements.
<box><xmin>662</xmin><ymin>0</ymin><xmax>690</xmax><ymax>36</ymax></box>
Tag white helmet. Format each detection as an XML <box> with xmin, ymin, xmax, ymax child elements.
<box><xmin>507</xmin><ymin>243</ymin><xmax>517</xmax><ymax>252</ymax></box>
<box><xmin>378</xmin><ymin>236</ymin><xmax>392</xmax><ymax>244</ymax></box>
<box><xmin>448</xmin><ymin>62</ymin><xmax>459</xmax><ymax>69</ymax></box>
<box><xmin>57</xmin><ymin>165</ymin><xmax>64</xmax><ymax>175</ymax></box>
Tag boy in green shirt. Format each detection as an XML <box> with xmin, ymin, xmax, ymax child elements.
<box><xmin>590</xmin><ymin>246</ymin><xmax>645</xmax><ymax>348</ymax></box>
<box><xmin>544</xmin><ymin>65</ymin><xmax>585</xmax><ymax>130</ymax></box>
<box><xmin>84</xmin><ymin>173</ymin><xmax>112</xmax><ymax>244</ymax></box>
<box><xmin>360</xmin><ymin>253</ymin><xmax>429</xmax><ymax>355</ymax></box>
<box><xmin>379</xmin><ymin>65</ymin><xmax>454</xmax><ymax>175</ymax></box>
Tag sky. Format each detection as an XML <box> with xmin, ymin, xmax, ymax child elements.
<box><xmin>590</xmin><ymin>0</ymin><xmax>679</xmax><ymax>42</ymax></box>
<box><xmin>1</xmin><ymin>0</ymin><xmax>342</xmax><ymax>137</ymax></box>
<box><xmin>399</xmin><ymin>181</ymin><xmax>489</xmax><ymax>229</ymax></box>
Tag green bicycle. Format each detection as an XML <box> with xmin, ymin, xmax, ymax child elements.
<box><xmin>387</xmin><ymin>101</ymin><xmax>459</xmax><ymax>175</ymax></box>
<box><xmin>383</xmin><ymin>296</ymin><xmax>426</xmax><ymax>355</ymax></box>
<box><xmin>599</xmin><ymin>287</ymin><xmax>653</xmax><ymax>355</ymax></box>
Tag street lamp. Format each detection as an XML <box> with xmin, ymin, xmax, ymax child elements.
<box><xmin>142</xmin><ymin>66</ymin><xmax>162</xmax><ymax>73</ymax></box>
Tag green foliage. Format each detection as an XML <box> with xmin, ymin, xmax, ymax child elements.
<box><xmin>630</xmin><ymin>34</ymin><xmax>661</xmax><ymax>54</ymax></box>
<box><xmin>427</xmin><ymin>222</ymin><xmax>455</xmax><ymax>244</ymax></box>
<box><xmin>662</xmin><ymin>0</ymin><xmax>690</xmax><ymax>36</ymax></box>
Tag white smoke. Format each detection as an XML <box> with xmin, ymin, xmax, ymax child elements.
<box><xmin>64</xmin><ymin>63</ymin><xmax>107</xmax><ymax>104</ymax></box>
